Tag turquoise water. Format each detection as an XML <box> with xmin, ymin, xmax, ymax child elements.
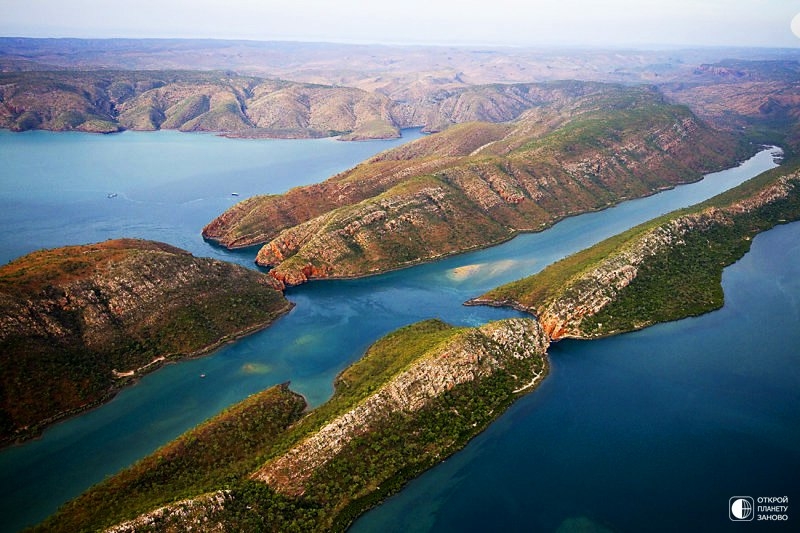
<box><xmin>0</xmin><ymin>131</ymin><xmax>791</xmax><ymax>532</ymax></box>
<box><xmin>353</xmin><ymin>222</ymin><xmax>800</xmax><ymax>533</ymax></box>
<box><xmin>0</xmin><ymin>129</ymin><xmax>424</xmax><ymax>267</ymax></box>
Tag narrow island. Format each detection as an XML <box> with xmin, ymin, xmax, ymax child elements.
<box><xmin>202</xmin><ymin>83</ymin><xmax>751</xmax><ymax>286</ymax></box>
<box><xmin>468</xmin><ymin>160</ymin><xmax>800</xmax><ymax>339</ymax></box>
<box><xmin>0</xmin><ymin>238</ymin><xmax>292</xmax><ymax>446</ymax></box>
<box><xmin>33</xmin><ymin>318</ymin><xmax>549</xmax><ymax>532</ymax></box>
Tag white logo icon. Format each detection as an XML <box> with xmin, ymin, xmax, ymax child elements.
<box><xmin>730</xmin><ymin>497</ymin><xmax>754</xmax><ymax>521</ymax></box>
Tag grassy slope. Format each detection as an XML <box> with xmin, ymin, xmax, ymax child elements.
<box><xmin>31</xmin><ymin>384</ymin><xmax>307</xmax><ymax>533</ymax></box>
<box><xmin>37</xmin><ymin>319</ymin><xmax>548</xmax><ymax>532</ymax></box>
<box><xmin>210</xmin><ymin>86</ymin><xmax>749</xmax><ymax>284</ymax></box>
<box><xmin>475</xmin><ymin>159</ymin><xmax>800</xmax><ymax>337</ymax></box>
<box><xmin>582</xmin><ymin>161</ymin><xmax>800</xmax><ymax>335</ymax></box>
<box><xmin>209</xmin><ymin>319</ymin><xmax>546</xmax><ymax>532</ymax></box>
<box><xmin>33</xmin><ymin>320</ymin><xmax>458</xmax><ymax>531</ymax></box>
<box><xmin>0</xmin><ymin>239</ymin><xmax>291</xmax><ymax>444</ymax></box>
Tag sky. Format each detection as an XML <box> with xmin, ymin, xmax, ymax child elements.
<box><xmin>1</xmin><ymin>0</ymin><xmax>800</xmax><ymax>48</ymax></box>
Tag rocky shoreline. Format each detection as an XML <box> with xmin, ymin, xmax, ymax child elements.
<box><xmin>470</xmin><ymin>163</ymin><xmax>800</xmax><ymax>340</ymax></box>
<box><xmin>37</xmin><ymin>318</ymin><xmax>550</xmax><ymax>532</ymax></box>
<box><xmin>0</xmin><ymin>239</ymin><xmax>292</xmax><ymax>446</ymax></box>
<box><xmin>204</xmin><ymin>84</ymin><xmax>748</xmax><ymax>287</ymax></box>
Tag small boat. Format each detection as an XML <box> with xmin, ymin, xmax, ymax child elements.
<box><xmin>200</xmin><ymin>374</ymin><xmax>206</xmax><ymax>378</ymax></box>
<box><xmin>231</xmin><ymin>192</ymin><xmax>239</xmax><ymax>196</ymax></box>
<box><xmin>107</xmin><ymin>193</ymin><xmax>118</xmax><ymax>198</ymax></box>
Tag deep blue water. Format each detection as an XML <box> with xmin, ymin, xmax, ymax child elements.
<box><xmin>353</xmin><ymin>222</ymin><xmax>800</xmax><ymax>533</ymax></box>
<box><xmin>0</xmin><ymin>130</ymin><xmax>794</xmax><ymax>532</ymax></box>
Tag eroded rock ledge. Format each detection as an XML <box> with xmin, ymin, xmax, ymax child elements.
<box><xmin>73</xmin><ymin>318</ymin><xmax>548</xmax><ymax>533</ymax></box>
<box><xmin>470</xmin><ymin>164</ymin><xmax>800</xmax><ymax>340</ymax></box>
<box><xmin>104</xmin><ymin>491</ymin><xmax>229</xmax><ymax>533</ymax></box>
<box><xmin>252</xmin><ymin>318</ymin><xmax>549</xmax><ymax>496</ymax></box>
<box><xmin>203</xmin><ymin>84</ymin><xmax>747</xmax><ymax>286</ymax></box>
<box><xmin>0</xmin><ymin>239</ymin><xmax>292</xmax><ymax>445</ymax></box>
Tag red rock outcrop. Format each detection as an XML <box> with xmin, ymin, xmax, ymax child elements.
<box><xmin>0</xmin><ymin>239</ymin><xmax>292</xmax><ymax>444</ymax></box>
<box><xmin>475</xmin><ymin>165</ymin><xmax>800</xmax><ymax>341</ymax></box>
<box><xmin>251</xmin><ymin>318</ymin><xmax>549</xmax><ymax>496</ymax></box>
<box><xmin>209</xmin><ymin>86</ymin><xmax>744</xmax><ymax>285</ymax></box>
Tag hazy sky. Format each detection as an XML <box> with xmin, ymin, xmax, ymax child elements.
<box><xmin>2</xmin><ymin>0</ymin><xmax>800</xmax><ymax>48</ymax></box>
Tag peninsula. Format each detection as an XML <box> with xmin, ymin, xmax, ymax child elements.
<box><xmin>33</xmin><ymin>318</ymin><xmax>549</xmax><ymax>532</ymax></box>
<box><xmin>0</xmin><ymin>239</ymin><xmax>292</xmax><ymax>445</ymax></box>
<box><xmin>468</xmin><ymin>160</ymin><xmax>800</xmax><ymax>339</ymax></box>
<box><xmin>31</xmin><ymin>158</ymin><xmax>800</xmax><ymax>531</ymax></box>
<box><xmin>4</xmin><ymin>40</ymin><xmax>799</xmax><ymax>531</ymax></box>
<box><xmin>203</xmin><ymin>83</ymin><xmax>750</xmax><ymax>285</ymax></box>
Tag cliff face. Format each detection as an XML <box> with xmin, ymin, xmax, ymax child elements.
<box><xmin>82</xmin><ymin>318</ymin><xmax>549</xmax><ymax>532</ymax></box>
<box><xmin>204</xmin><ymin>84</ymin><xmax>747</xmax><ymax>285</ymax></box>
<box><xmin>254</xmin><ymin>175</ymin><xmax>513</xmax><ymax>285</ymax></box>
<box><xmin>532</xmin><ymin>212</ymin><xmax>722</xmax><ymax>339</ymax></box>
<box><xmin>0</xmin><ymin>239</ymin><xmax>292</xmax><ymax>444</ymax></box>
<box><xmin>472</xmin><ymin>164</ymin><xmax>800</xmax><ymax>340</ymax></box>
<box><xmin>35</xmin><ymin>383</ymin><xmax>306</xmax><ymax>533</ymax></box>
<box><xmin>253</xmin><ymin>318</ymin><xmax>549</xmax><ymax>496</ymax></box>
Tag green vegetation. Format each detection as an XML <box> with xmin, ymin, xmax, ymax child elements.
<box><xmin>516</xmin><ymin>93</ymin><xmax>677</xmax><ymax>155</ymax></box>
<box><xmin>584</xmin><ymin>162</ymin><xmax>800</xmax><ymax>334</ymax></box>
<box><xmin>321</xmin><ymin>320</ymin><xmax>460</xmax><ymax>410</ymax></box>
<box><xmin>477</xmin><ymin>221</ymin><xmax>653</xmax><ymax>311</ymax></box>
<box><xmin>252</xmin><ymin>320</ymin><xmax>464</xmax><ymax>464</ymax></box>
<box><xmin>36</xmin><ymin>319</ymin><xmax>548</xmax><ymax>532</ymax></box>
<box><xmin>0</xmin><ymin>239</ymin><xmax>292</xmax><ymax>445</ymax></box>
<box><xmin>31</xmin><ymin>384</ymin><xmax>307</xmax><ymax>533</ymax></box>
<box><xmin>581</xmin><ymin>222</ymin><xmax>742</xmax><ymax>333</ymax></box>
<box><xmin>475</xmin><ymin>159</ymin><xmax>800</xmax><ymax>338</ymax></box>
<box><xmin>225</xmin><ymin>350</ymin><xmax>544</xmax><ymax>532</ymax></box>
<box><xmin>211</xmin><ymin>84</ymin><xmax>749</xmax><ymax>285</ymax></box>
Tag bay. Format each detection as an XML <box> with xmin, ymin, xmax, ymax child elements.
<box><xmin>0</xmin><ymin>130</ymin><xmax>786</xmax><ymax>532</ymax></box>
<box><xmin>0</xmin><ymin>128</ymin><xmax>425</xmax><ymax>267</ymax></box>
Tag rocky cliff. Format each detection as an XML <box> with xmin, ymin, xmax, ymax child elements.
<box><xmin>252</xmin><ymin>318</ymin><xmax>549</xmax><ymax>496</ymax></box>
<box><xmin>0</xmin><ymin>239</ymin><xmax>292</xmax><ymax>444</ymax></box>
<box><xmin>34</xmin><ymin>383</ymin><xmax>306</xmax><ymax>533</ymax></box>
<box><xmin>43</xmin><ymin>318</ymin><xmax>549</xmax><ymax>532</ymax></box>
<box><xmin>204</xmin><ymin>84</ymin><xmax>748</xmax><ymax>285</ymax></box>
<box><xmin>470</xmin><ymin>162</ymin><xmax>800</xmax><ymax>340</ymax></box>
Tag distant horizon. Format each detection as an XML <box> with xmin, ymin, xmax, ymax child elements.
<box><xmin>2</xmin><ymin>0</ymin><xmax>799</xmax><ymax>50</ymax></box>
<box><xmin>2</xmin><ymin>35</ymin><xmax>799</xmax><ymax>53</ymax></box>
